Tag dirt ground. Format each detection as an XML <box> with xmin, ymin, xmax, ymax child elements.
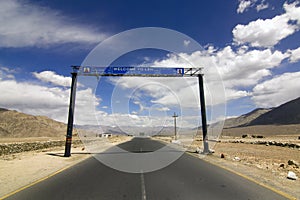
<box><xmin>154</xmin><ymin>135</ymin><xmax>300</xmax><ymax>199</ymax></box>
<box><xmin>185</xmin><ymin>135</ymin><xmax>300</xmax><ymax>200</ymax></box>
<box><xmin>0</xmin><ymin>135</ymin><xmax>131</xmax><ymax>198</ymax></box>
<box><xmin>202</xmin><ymin>142</ymin><xmax>300</xmax><ymax>200</ymax></box>
<box><xmin>0</xmin><ymin>145</ymin><xmax>90</xmax><ymax>198</ymax></box>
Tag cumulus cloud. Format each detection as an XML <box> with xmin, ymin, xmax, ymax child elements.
<box><xmin>0</xmin><ymin>68</ymin><xmax>101</xmax><ymax>125</ymax></box>
<box><xmin>288</xmin><ymin>47</ymin><xmax>300</xmax><ymax>63</ymax></box>
<box><xmin>106</xmin><ymin>45</ymin><xmax>286</xmax><ymax>117</ymax></box>
<box><xmin>33</xmin><ymin>71</ymin><xmax>71</xmax><ymax>87</ymax></box>
<box><xmin>151</xmin><ymin>46</ymin><xmax>288</xmax><ymax>101</ymax></box>
<box><xmin>256</xmin><ymin>1</ymin><xmax>269</xmax><ymax>12</ymax></box>
<box><xmin>94</xmin><ymin>112</ymin><xmax>197</xmax><ymax>129</ymax></box>
<box><xmin>106</xmin><ymin>45</ymin><xmax>288</xmax><ymax>108</ymax></box>
<box><xmin>0</xmin><ymin>67</ymin><xmax>198</xmax><ymax>127</ymax></box>
<box><xmin>252</xmin><ymin>72</ymin><xmax>300</xmax><ymax>107</ymax></box>
<box><xmin>0</xmin><ymin>67</ymin><xmax>17</xmax><ymax>80</ymax></box>
<box><xmin>237</xmin><ymin>0</ymin><xmax>253</xmax><ymax>13</ymax></box>
<box><xmin>0</xmin><ymin>79</ymin><xmax>100</xmax><ymax>124</ymax></box>
<box><xmin>213</xmin><ymin>47</ymin><xmax>289</xmax><ymax>86</ymax></box>
<box><xmin>233</xmin><ymin>1</ymin><xmax>300</xmax><ymax>47</ymax></box>
<box><xmin>0</xmin><ymin>0</ymin><xmax>106</xmax><ymax>48</ymax></box>
<box><xmin>284</xmin><ymin>1</ymin><xmax>300</xmax><ymax>23</ymax></box>
<box><xmin>237</xmin><ymin>0</ymin><xmax>269</xmax><ymax>13</ymax></box>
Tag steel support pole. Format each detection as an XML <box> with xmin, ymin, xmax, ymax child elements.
<box><xmin>198</xmin><ymin>74</ymin><xmax>209</xmax><ymax>153</ymax></box>
<box><xmin>64</xmin><ymin>72</ymin><xmax>78</xmax><ymax>157</ymax></box>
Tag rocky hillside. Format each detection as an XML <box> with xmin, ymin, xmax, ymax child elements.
<box><xmin>0</xmin><ymin>108</ymin><xmax>67</xmax><ymax>138</ymax></box>
<box><xmin>224</xmin><ymin>108</ymin><xmax>272</xmax><ymax>128</ymax></box>
<box><xmin>225</xmin><ymin>96</ymin><xmax>300</xmax><ymax>128</ymax></box>
<box><xmin>249</xmin><ymin>97</ymin><xmax>300</xmax><ymax>125</ymax></box>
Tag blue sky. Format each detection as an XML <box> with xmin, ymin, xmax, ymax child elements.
<box><xmin>0</xmin><ymin>0</ymin><xmax>300</xmax><ymax>129</ymax></box>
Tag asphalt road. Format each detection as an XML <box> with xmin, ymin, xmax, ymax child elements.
<box><xmin>5</xmin><ymin>138</ymin><xmax>288</xmax><ymax>200</ymax></box>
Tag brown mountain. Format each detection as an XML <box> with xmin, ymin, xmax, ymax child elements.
<box><xmin>222</xmin><ymin>97</ymin><xmax>300</xmax><ymax>136</ymax></box>
<box><xmin>224</xmin><ymin>96</ymin><xmax>300</xmax><ymax>129</ymax></box>
<box><xmin>0</xmin><ymin>108</ymin><xmax>67</xmax><ymax>138</ymax></box>
<box><xmin>224</xmin><ymin>108</ymin><xmax>272</xmax><ymax>128</ymax></box>
<box><xmin>249</xmin><ymin>96</ymin><xmax>300</xmax><ymax>125</ymax></box>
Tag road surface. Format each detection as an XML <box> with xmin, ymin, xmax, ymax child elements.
<box><xmin>5</xmin><ymin>138</ymin><xmax>288</xmax><ymax>200</ymax></box>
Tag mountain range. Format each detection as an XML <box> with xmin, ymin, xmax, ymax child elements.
<box><xmin>224</xmin><ymin>96</ymin><xmax>300</xmax><ymax>128</ymax></box>
<box><xmin>0</xmin><ymin>108</ymin><xmax>66</xmax><ymax>138</ymax></box>
<box><xmin>0</xmin><ymin>96</ymin><xmax>299</xmax><ymax>138</ymax></box>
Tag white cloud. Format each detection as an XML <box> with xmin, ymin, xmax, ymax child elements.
<box><xmin>237</xmin><ymin>0</ymin><xmax>253</xmax><ymax>14</ymax></box>
<box><xmin>131</xmin><ymin>111</ymin><xmax>138</xmax><ymax>115</ymax></box>
<box><xmin>233</xmin><ymin>1</ymin><xmax>300</xmax><ymax>47</ymax></box>
<box><xmin>252</xmin><ymin>72</ymin><xmax>300</xmax><ymax>107</ymax></box>
<box><xmin>155</xmin><ymin>106</ymin><xmax>170</xmax><ymax>111</ymax></box>
<box><xmin>0</xmin><ymin>79</ymin><xmax>68</xmax><ymax>113</ymax></box>
<box><xmin>237</xmin><ymin>0</ymin><xmax>270</xmax><ymax>14</ymax></box>
<box><xmin>94</xmin><ymin>112</ymin><xmax>198</xmax><ymax>129</ymax></box>
<box><xmin>288</xmin><ymin>47</ymin><xmax>300</xmax><ymax>63</ymax></box>
<box><xmin>284</xmin><ymin>1</ymin><xmax>300</xmax><ymax>24</ymax></box>
<box><xmin>183</xmin><ymin>40</ymin><xmax>191</xmax><ymax>47</ymax></box>
<box><xmin>150</xmin><ymin>46</ymin><xmax>288</xmax><ymax>102</ymax></box>
<box><xmin>33</xmin><ymin>71</ymin><xmax>71</xmax><ymax>87</ymax></box>
<box><xmin>213</xmin><ymin>47</ymin><xmax>289</xmax><ymax>87</ymax></box>
<box><xmin>104</xmin><ymin>43</ymin><xmax>290</xmax><ymax>113</ymax></box>
<box><xmin>0</xmin><ymin>0</ymin><xmax>106</xmax><ymax>48</ymax></box>
<box><xmin>256</xmin><ymin>1</ymin><xmax>269</xmax><ymax>12</ymax></box>
<box><xmin>225</xmin><ymin>88</ymin><xmax>251</xmax><ymax>100</ymax></box>
<box><xmin>0</xmin><ymin>67</ymin><xmax>16</xmax><ymax>80</ymax></box>
<box><xmin>3</xmin><ymin>72</ymin><xmax>194</xmax><ymax>127</ymax></box>
<box><xmin>0</xmin><ymin>69</ymin><xmax>101</xmax><ymax>125</ymax></box>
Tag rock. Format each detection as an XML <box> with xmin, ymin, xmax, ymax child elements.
<box><xmin>288</xmin><ymin>160</ymin><xmax>299</xmax><ymax>168</ymax></box>
<box><xmin>279</xmin><ymin>163</ymin><xmax>285</xmax><ymax>168</ymax></box>
<box><xmin>251</xmin><ymin>135</ymin><xmax>264</xmax><ymax>138</ymax></box>
<box><xmin>287</xmin><ymin>171</ymin><xmax>298</xmax><ymax>180</ymax></box>
<box><xmin>171</xmin><ymin>140</ymin><xmax>181</xmax><ymax>144</ymax></box>
<box><xmin>233</xmin><ymin>156</ymin><xmax>241</xmax><ymax>161</ymax></box>
<box><xmin>221</xmin><ymin>153</ymin><xmax>225</xmax><ymax>158</ymax></box>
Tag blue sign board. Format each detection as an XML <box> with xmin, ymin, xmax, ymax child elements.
<box><xmin>76</xmin><ymin>66</ymin><xmax>185</xmax><ymax>77</ymax></box>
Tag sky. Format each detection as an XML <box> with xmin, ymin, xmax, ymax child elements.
<box><xmin>0</xmin><ymin>0</ymin><xmax>300</xmax><ymax>130</ymax></box>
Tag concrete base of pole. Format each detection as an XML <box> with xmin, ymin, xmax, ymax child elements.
<box><xmin>203</xmin><ymin>140</ymin><xmax>209</xmax><ymax>153</ymax></box>
<box><xmin>200</xmin><ymin>140</ymin><xmax>214</xmax><ymax>154</ymax></box>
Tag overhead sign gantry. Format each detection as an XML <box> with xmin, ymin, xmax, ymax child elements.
<box><xmin>64</xmin><ymin>66</ymin><xmax>209</xmax><ymax>157</ymax></box>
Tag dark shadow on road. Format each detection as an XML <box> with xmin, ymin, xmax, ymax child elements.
<box><xmin>46</xmin><ymin>152</ymin><xmax>91</xmax><ymax>157</ymax></box>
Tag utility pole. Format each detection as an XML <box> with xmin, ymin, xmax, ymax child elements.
<box><xmin>198</xmin><ymin>74</ymin><xmax>209</xmax><ymax>153</ymax></box>
<box><xmin>172</xmin><ymin>112</ymin><xmax>178</xmax><ymax>140</ymax></box>
<box><xmin>64</xmin><ymin>66</ymin><xmax>79</xmax><ymax>157</ymax></box>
